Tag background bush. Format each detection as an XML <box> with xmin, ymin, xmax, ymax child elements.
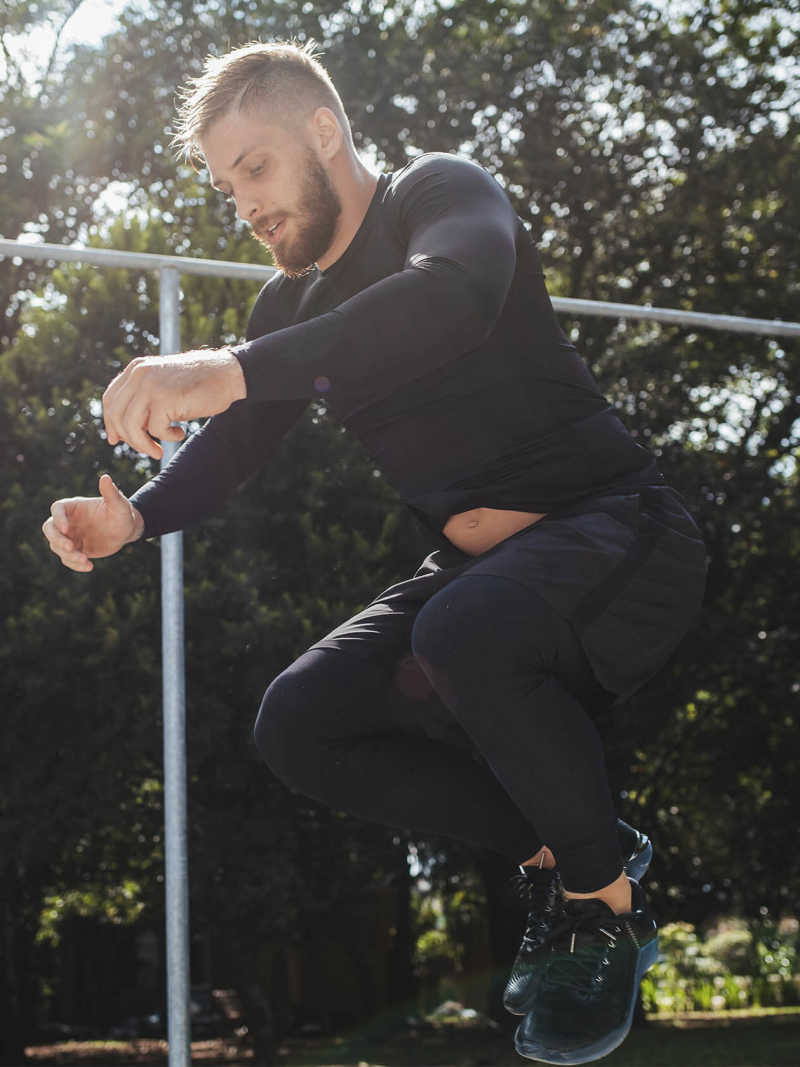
<box><xmin>642</xmin><ymin>917</ymin><xmax>799</xmax><ymax>1014</ymax></box>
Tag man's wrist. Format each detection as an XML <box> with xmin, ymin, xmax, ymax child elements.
<box><xmin>225</xmin><ymin>348</ymin><xmax>248</xmax><ymax>403</ymax></box>
<box><xmin>127</xmin><ymin>506</ymin><xmax>146</xmax><ymax>544</ymax></box>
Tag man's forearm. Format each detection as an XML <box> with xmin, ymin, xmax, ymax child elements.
<box><xmin>128</xmin><ymin>395</ymin><xmax>308</xmax><ymax>539</ymax></box>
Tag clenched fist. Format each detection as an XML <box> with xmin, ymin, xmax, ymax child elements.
<box><xmin>102</xmin><ymin>348</ymin><xmax>247</xmax><ymax>460</ymax></box>
<box><xmin>42</xmin><ymin>474</ymin><xmax>144</xmax><ymax>572</ymax></box>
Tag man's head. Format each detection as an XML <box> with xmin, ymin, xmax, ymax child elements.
<box><xmin>172</xmin><ymin>41</ymin><xmax>351</xmax><ymax>276</ymax></box>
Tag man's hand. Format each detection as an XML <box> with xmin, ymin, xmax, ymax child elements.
<box><xmin>42</xmin><ymin>474</ymin><xmax>145</xmax><ymax>572</ymax></box>
<box><xmin>102</xmin><ymin>348</ymin><xmax>247</xmax><ymax>460</ymax></box>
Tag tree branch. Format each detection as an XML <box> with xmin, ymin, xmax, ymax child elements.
<box><xmin>0</xmin><ymin>30</ymin><xmax>18</xmax><ymax>89</ymax></box>
<box><xmin>39</xmin><ymin>0</ymin><xmax>86</xmax><ymax>95</ymax></box>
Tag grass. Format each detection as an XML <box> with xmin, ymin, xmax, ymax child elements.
<box><xmin>281</xmin><ymin>1009</ymin><xmax>800</xmax><ymax>1066</ymax></box>
<box><xmin>23</xmin><ymin>1009</ymin><xmax>800</xmax><ymax>1067</ymax></box>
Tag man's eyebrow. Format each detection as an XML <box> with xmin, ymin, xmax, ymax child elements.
<box><xmin>210</xmin><ymin>146</ymin><xmax>260</xmax><ymax>189</ymax></box>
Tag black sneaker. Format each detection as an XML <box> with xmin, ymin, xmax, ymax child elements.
<box><xmin>503</xmin><ymin>860</ymin><xmax>563</xmax><ymax>1016</ymax></box>
<box><xmin>503</xmin><ymin>822</ymin><xmax>652</xmax><ymax>1017</ymax></box>
<box><xmin>513</xmin><ymin>878</ymin><xmax>658</xmax><ymax>1064</ymax></box>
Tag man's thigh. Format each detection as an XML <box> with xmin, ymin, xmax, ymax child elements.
<box><xmin>457</xmin><ymin>487</ymin><xmax>707</xmax><ymax>702</ymax></box>
<box><xmin>308</xmin><ymin>548</ymin><xmax>473</xmax><ymax>671</ymax></box>
<box><xmin>293</xmin><ymin>556</ymin><xmax>478</xmax><ymax>748</ymax></box>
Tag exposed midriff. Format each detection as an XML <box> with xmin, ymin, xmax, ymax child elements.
<box><xmin>441</xmin><ymin>506</ymin><xmax>547</xmax><ymax>556</ymax></box>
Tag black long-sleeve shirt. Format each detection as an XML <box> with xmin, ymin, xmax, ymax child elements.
<box><xmin>130</xmin><ymin>152</ymin><xmax>662</xmax><ymax>539</ymax></box>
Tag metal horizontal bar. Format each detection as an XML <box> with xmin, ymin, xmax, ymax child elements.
<box><xmin>2</xmin><ymin>237</ymin><xmax>798</xmax><ymax>338</ymax></box>
<box><xmin>552</xmin><ymin>296</ymin><xmax>800</xmax><ymax>339</ymax></box>
<box><xmin>0</xmin><ymin>237</ymin><xmax>275</xmax><ymax>282</ymax></box>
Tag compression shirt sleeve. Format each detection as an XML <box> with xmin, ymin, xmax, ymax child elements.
<box><xmin>229</xmin><ymin>154</ymin><xmax>520</xmax><ymax>410</ymax></box>
<box><xmin>128</xmin><ymin>396</ymin><xmax>308</xmax><ymax>538</ymax></box>
<box><xmin>129</xmin><ymin>277</ymin><xmax>309</xmax><ymax>539</ymax></box>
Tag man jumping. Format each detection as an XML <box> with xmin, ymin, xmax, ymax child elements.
<box><xmin>42</xmin><ymin>41</ymin><xmax>707</xmax><ymax>1064</ymax></box>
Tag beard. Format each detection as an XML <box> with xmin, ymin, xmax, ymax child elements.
<box><xmin>251</xmin><ymin>150</ymin><xmax>342</xmax><ymax>277</ymax></box>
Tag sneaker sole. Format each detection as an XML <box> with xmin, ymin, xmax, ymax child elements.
<box><xmin>513</xmin><ymin>936</ymin><xmax>659</xmax><ymax>1065</ymax></box>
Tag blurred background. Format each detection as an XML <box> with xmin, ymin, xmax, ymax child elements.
<box><xmin>1</xmin><ymin>0</ymin><xmax>798</xmax><ymax>1063</ymax></box>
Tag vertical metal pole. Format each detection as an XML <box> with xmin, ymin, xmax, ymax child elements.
<box><xmin>158</xmin><ymin>266</ymin><xmax>190</xmax><ymax>1067</ymax></box>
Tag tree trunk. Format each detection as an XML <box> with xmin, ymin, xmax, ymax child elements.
<box><xmin>0</xmin><ymin>861</ymin><xmax>41</xmax><ymax>1065</ymax></box>
<box><xmin>476</xmin><ymin>852</ymin><xmax>522</xmax><ymax>1026</ymax></box>
<box><xmin>387</xmin><ymin>847</ymin><xmax>416</xmax><ymax>1009</ymax></box>
<box><xmin>237</xmin><ymin>982</ymin><xmax>275</xmax><ymax>1067</ymax></box>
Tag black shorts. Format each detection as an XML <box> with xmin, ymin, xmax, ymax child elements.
<box><xmin>310</xmin><ymin>485</ymin><xmax>708</xmax><ymax>704</ymax></box>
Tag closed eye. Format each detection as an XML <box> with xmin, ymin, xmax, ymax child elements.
<box><xmin>214</xmin><ymin>160</ymin><xmax>264</xmax><ymax>200</ymax></box>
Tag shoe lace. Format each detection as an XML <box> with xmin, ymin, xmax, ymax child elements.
<box><xmin>541</xmin><ymin>905</ymin><xmax>623</xmax><ymax>996</ymax></box>
<box><xmin>505</xmin><ymin>867</ymin><xmax>560</xmax><ymax>950</ymax></box>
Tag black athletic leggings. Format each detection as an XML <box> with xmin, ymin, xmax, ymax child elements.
<box><xmin>254</xmin><ymin>571</ymin><xmax>625</xmax><ymax>893</ymax></box>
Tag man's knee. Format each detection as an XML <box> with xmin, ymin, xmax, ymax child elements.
<box><xmin>412</xmin><ymin>575</ymin><xmax>542</xmax><ymax>664</ymax></box>
<box><xmin>410</xmin><ymin>576</ymin><xmax>563</xmax><ymax>712</ymax></box>
<box><xmin>253</xmin><ymin>664</ymin><xmax>317</xmax><ymax>786</ymax></box>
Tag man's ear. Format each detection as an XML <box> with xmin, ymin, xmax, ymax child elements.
<box><xmin>309</xmin><ymin>106</ymin><xmax>343</xmax><ymax>159</ymax></box>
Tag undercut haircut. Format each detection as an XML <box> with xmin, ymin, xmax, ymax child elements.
<box><xmin>171</xmin><ymin>39</ymin><xmax>350</xmax><ymax>168</ymax></box>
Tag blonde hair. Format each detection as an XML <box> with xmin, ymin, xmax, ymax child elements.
<box><xmin>171</xmin><ymin>39</ymin><xmax>349</xmax><ymax>168</ymax></box>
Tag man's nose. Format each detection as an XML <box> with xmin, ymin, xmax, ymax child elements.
<box><xmin>236</xmin><ymin>197</ymin><xmax>261</xmax><ymax>223</ymax></box>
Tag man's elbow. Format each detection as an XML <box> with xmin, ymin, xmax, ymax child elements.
<box><xmin>409</xmin><ymin>253</ymin><xmax>511</xmax><ymax>338</ymax></box>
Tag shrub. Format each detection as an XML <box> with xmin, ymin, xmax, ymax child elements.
<box><xmin>640</xmin><ymin>917</ymin><xmax>799</xmax><ymax>1014</ymax></box>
